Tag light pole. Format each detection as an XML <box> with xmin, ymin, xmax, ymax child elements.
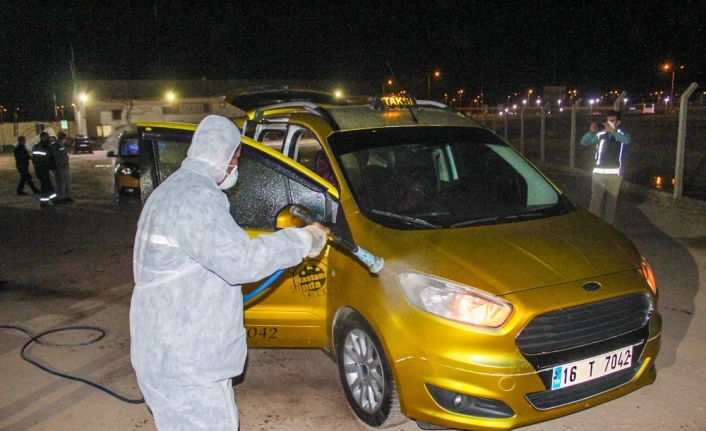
<box><xmin>457</xmin><ymin>89</ymin><xmax>464</xmax><ymax>108</ymax></box>
<box><xmin>663</xmin><ymin>63</ymin><xmax>684</xmax><ymax>109</ymax></box>
<box><xmin>75</xmin><ymin>93</ymin><xmax>88</xmax><ymax>136</ymax></box>
<box><xmin>427</xmin><ymin>70</ymin><xmax>440</xmax><ymax>100</ymax></box>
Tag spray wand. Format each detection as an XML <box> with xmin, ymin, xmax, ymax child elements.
<box><xmin>289</xmin><ymin>205</ymin><xmax>384</xmax><ymax>274</ymax></box>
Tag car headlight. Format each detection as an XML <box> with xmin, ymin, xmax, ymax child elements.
<box><xmin>640</xmin><ymin>255</ymin><xmax>657</xmax><ymax>295</ymax></box>
<box><xmin>119</xmin><ymin>165</ymin><xmax>134</xmax><ymax>175</ymax></box>
<box><xmin>398</xmin><ymin>271</ymin><xmax>513</xmax><ymax>328</ymax></box>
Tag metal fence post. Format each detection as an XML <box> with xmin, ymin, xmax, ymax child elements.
<box><xmin>570</xmin><ymin>98</ymin><xmax>582</xmax><ymax>171</ymax></box>
<box><xmin>613</xmin><ymin>91</ymin><xmax>626</xmax><ymax>111</ymax></box>
<box><xmin>503</xmin><ymin>109</ymin><xmax>508</xmax><ymax>141</ymax></box>
<box><xmin>540</xmin><ymin>102</ymin><xmax>549</xmax><ymax>164</ymax></box>
<box><xmin>520</xmin><ymin>105</ymin><xmax>526</xmax><ymax>155</ymax></box>
<box><xmin>674</xmin><ymin>82</ymin><xmax>699</xmax><ymax>201</ymax></box>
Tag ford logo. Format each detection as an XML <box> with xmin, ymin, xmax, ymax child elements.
<box><xmin>583</xmin><ymin>282</ymin><xmax>602</xmax><ymax>292</ymax></box>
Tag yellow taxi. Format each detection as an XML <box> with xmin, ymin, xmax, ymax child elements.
<box><xmin>107</xmin><ymin>131</ymin><xmax>140</xmax><ymax>203</ymax></box>
<box><xmin>136</xmin><ymin>92</ymin><xmax>660</xmax><ymax>431</ymax></box>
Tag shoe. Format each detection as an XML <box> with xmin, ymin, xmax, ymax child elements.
<box><xmin>17</xmin><ymin>190</ymin><xmax>28</xmax><ymax>196</ymax></box>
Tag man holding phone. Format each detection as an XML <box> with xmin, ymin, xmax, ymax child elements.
<box><xmin>580</xmin><ymin>110</ymin><xmax>631</xmax><ymax>224</ymax></box>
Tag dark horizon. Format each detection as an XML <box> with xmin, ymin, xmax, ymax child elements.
<box><xmin>2</xmin><ymin>0</ymin><xmax>704</xmax><ymax>119</ymax></box>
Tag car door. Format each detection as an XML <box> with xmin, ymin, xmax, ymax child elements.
<box><xmin>138</xmin><ymin>123</ymin><xmax>339</xmax><ymax>348</ymax></box>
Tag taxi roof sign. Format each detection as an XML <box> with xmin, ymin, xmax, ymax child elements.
<box><xmin>372</xmin><ymin>94</ymin><xmax>417</xmax><ymax>110</ymax></box>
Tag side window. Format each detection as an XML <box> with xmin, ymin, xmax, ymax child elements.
<box><xmin>226</xmin><ymin>146</ymin><xmax>329</xmax><ymax>230</ymax></box>
<box><xmin>153</xmin><ymin>139</ymin><xmax>190</xmax><ymax>182</ymax></box>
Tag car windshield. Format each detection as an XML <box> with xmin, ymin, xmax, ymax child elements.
<box><xmin>329</xmin><ymin>126</ymin><xmax>573</xmax><ymax>229</ymax></box>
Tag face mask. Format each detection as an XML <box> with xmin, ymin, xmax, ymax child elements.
<box><xmin>218</xmin><ymin>165</ymin><xmax>239</xmax><ymax>190</ymax></box>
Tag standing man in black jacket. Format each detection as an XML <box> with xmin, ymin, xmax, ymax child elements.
<box><xmin>32</xmin><ymin>132</ymin><xmax>57</xmax><ymax>207</ymax></box>
<box><xmin>14</xmin><ymin>136</ymin><xmax>40</xmax><ymax>195</ymax></box>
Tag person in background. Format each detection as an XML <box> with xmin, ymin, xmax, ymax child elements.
<box><xmin>580</xmin><ymin>109</ymin><xmax>631</xmax><ymax>224</ymax></box>
<box><xmin>31</xmin><ymin>132</ymin><xmax>57</xmax><ymax>207</ymax></box>
<box><xmin>51</xmin><ymin>132</ymin><xmax>73</xmax><ymax>204</ymax></box>
<box><xmin>130</xmin><ymin>115</ymin><xmax>328</xmax><ymax>431</ymax></box>
<box><xmin>14</xmin><ymin>136</ymin><xmax>40</xmax><ymax>195</ymax></box>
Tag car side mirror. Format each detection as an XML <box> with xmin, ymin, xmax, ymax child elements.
<box><xmin>107</xmin><ymin>151</ymin><xmax>116</xmax><ymax>157</ymax></box>
<box><xmin>275</xmin><ymin>204</ymin><xmax>309</xmax><ymax>230</ymax></box>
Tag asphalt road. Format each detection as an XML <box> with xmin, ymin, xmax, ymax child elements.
<box><xmin>1</xmin><ymin>151</ymin><xmax>705</xmax><ymax>431</ymax></box>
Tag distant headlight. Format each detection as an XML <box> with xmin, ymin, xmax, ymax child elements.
<box><xmin>398</xmin><ymin>271</ymin><xmax>513</xmax><ymax>328</ymax></box>
<box><xmin>119</xmin><ymin>165</ymin><xmax>134</xmax><ymax>175</ymax></box>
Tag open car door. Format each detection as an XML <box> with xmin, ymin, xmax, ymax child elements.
<box><xmin>138</xmin><ymin>122</ymin><xmax>341</xmax><ymax>348</ymax></box>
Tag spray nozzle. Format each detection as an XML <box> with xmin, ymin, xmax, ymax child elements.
<box><xmin>287</xmin><ymin>205</ymin><xmax>384</xmax><ymax>274</ymax></box>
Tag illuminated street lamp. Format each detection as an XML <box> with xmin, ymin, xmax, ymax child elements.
<box><xmin>166</xmin><ymin>91</ymin><xmax>176</xmax><ymax>102</ymax></box>
<box><xmin>382</xmin><ymin>79</ymin><xmax>393</xmax><ymax>94</ymax></box>
<box><xmin>427</xmin><ymin>70</ymin><xmax>441</xmax><ymax>100</ymax></box>
<box><xmin>527</xmin><ymin>89</ymin><xmax>533</xmax><ymax>105</ymax></box>
<box><xmin>589</xmin><ymin>99</ymin><xmax>595</xmax><ymax>115</ymax></box>
<box><xmin>662</xmin><ymin>63</ymin><xmax>684</xmax><ymax>108</ymax></box>
<box><xmin>457</xmin><ymin>89</ymin><xmax>464</xmax><ymax>108</ymax></box>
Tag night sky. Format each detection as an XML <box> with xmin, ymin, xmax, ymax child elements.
<box><xmin>2</xmin><ymin>0</ymin><xmax>705</xmax><ymax>119</ymax></box>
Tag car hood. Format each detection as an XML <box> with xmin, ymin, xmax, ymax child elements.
<box><xmin>368</xmin><ymin>209</ymin><xmax>641</xmax><ymax>296</ymax></box>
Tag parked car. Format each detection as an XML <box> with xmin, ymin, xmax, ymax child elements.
<box><xmin>137</xmin><ymin>93</ymin><xmax>660</xmax><ymax>431</ymax></box>
<box><xmin>72</xmin><ymin>135</ymin><xmax>93</xmax><ymax>153</ymax></box>
<box><xmin>107</xmin><ymin>131</ymin><xmax>139</xmax><ymax>203</ymax></box>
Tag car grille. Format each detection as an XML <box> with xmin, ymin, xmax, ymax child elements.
<box><xmin>516</xmin><ymin>293</ymin><xmax>654</xmax><ymax>409</ymax></box>
<box><xmin>516</xmin><ymin>293</ymin><xmax>652</xmax><ymax>355</ymax></box>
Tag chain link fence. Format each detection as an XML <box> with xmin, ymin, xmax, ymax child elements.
<box><xmin>465</xmin><ymin>97</ymin><xmax>706</xmax><ymax>202</ymax></box>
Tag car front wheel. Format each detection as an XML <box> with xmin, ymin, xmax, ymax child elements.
<box><xmin>336</xmin><ymin>312</ymin><xmax>407</xmax><ymax>428</ymax></box>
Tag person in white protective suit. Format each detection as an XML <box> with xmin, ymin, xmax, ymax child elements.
<box><xmin>130</xmin><ymin>115</ymin><xmax>328</xmax><ymax>431</ymax></box>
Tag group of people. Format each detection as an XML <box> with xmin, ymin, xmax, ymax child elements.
<box><xmin>14</xmin><ymin>131</ymin><xmax>73</xmax><ymax>207</ymax></box>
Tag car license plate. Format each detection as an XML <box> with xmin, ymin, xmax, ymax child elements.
<box><xmin>551</xmin><ymin>346</ymin><xmax>634</xmax><ymax>390</ymax></box>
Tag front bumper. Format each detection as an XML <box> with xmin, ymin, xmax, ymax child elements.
<box><xmin>397</xmin><ymin>330</ymin><xmax>659</xmax><ymax>431</ymax></box>
<box><xmin>116</xmin><ymin>175</ymin><xmax>140</xmax><ymax>194</ymax></box>
<box><xmin>381</xmin><ymin>273</ymin><xmax>661</xmax><ymax>431</ymax></box>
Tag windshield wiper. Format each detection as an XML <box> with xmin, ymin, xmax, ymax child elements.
<box><xmin>450</xmin><ymin>216</ymin><xmax>499</xmax><ymax>228</ymax></box>
<box><xmin>372</xmin><ymin>210</ymin><xmax>441</xmax><ymax>229</ymax></box>
<box><xmin>450</xmin><ymin>211</ymin><xmax>546</xmax><ymax>228</ymax></box>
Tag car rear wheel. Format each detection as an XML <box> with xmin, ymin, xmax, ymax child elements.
<box><xmin>336</xmin><ymin>312</ymin><xmax>407</xmax><ymax>428</ymax></box>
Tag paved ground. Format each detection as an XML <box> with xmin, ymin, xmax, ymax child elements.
<box><xmin>1</xmin><ymin>151</ymin><xmax>705</xmax><ymax>431</ymax></box>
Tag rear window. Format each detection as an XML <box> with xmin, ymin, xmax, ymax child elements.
<box><xmin>120</xmin><ymin>138</ymin><xmax>139</xmax><ymax>156</ymax></box>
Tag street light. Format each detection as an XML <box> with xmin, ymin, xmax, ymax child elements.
<box><xmin>663</xmin><ymin>63</ymin><xmax>684</xmax><ymax>108</ymax></box>
<box><xmin>382</xmin><ymin>79</ymin><xmax>393</xmax><ymax>95</ymax></box>
<box><xmin>457</xmin><ymin>89</ymin><xmax>464</xmax><ymax>108</ymax></box>
<box><xmin>427</xmin><ymin>70</ymin><xmax>440</xmax><ymax>100</ymax></box>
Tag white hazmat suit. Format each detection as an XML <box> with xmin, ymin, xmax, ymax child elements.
<box><xmin>130</xmin><ymin>115</ymin><xmax>324</xmax><ymax>430</ymax></box>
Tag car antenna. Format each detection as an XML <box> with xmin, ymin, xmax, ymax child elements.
<box><xmin>386</xmin><ymin>60</ymin><xmax>419</xmax><ymax>123</ymax></box>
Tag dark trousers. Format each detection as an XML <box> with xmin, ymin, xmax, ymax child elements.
<box><xmin>17</xmin><ymin>169</ymin><xmax>39</xmax><ymax>193</ymax></box>
<box><xmin>35</xmin><ymin>168</ymin><xmax>55</xmax><ymax>202</ymax></box>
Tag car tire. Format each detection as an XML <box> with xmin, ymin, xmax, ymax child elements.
<box><xmin>336</xmin><ymin>312</ymin><xmax>407</xmax><ymax>428</ymax></box>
